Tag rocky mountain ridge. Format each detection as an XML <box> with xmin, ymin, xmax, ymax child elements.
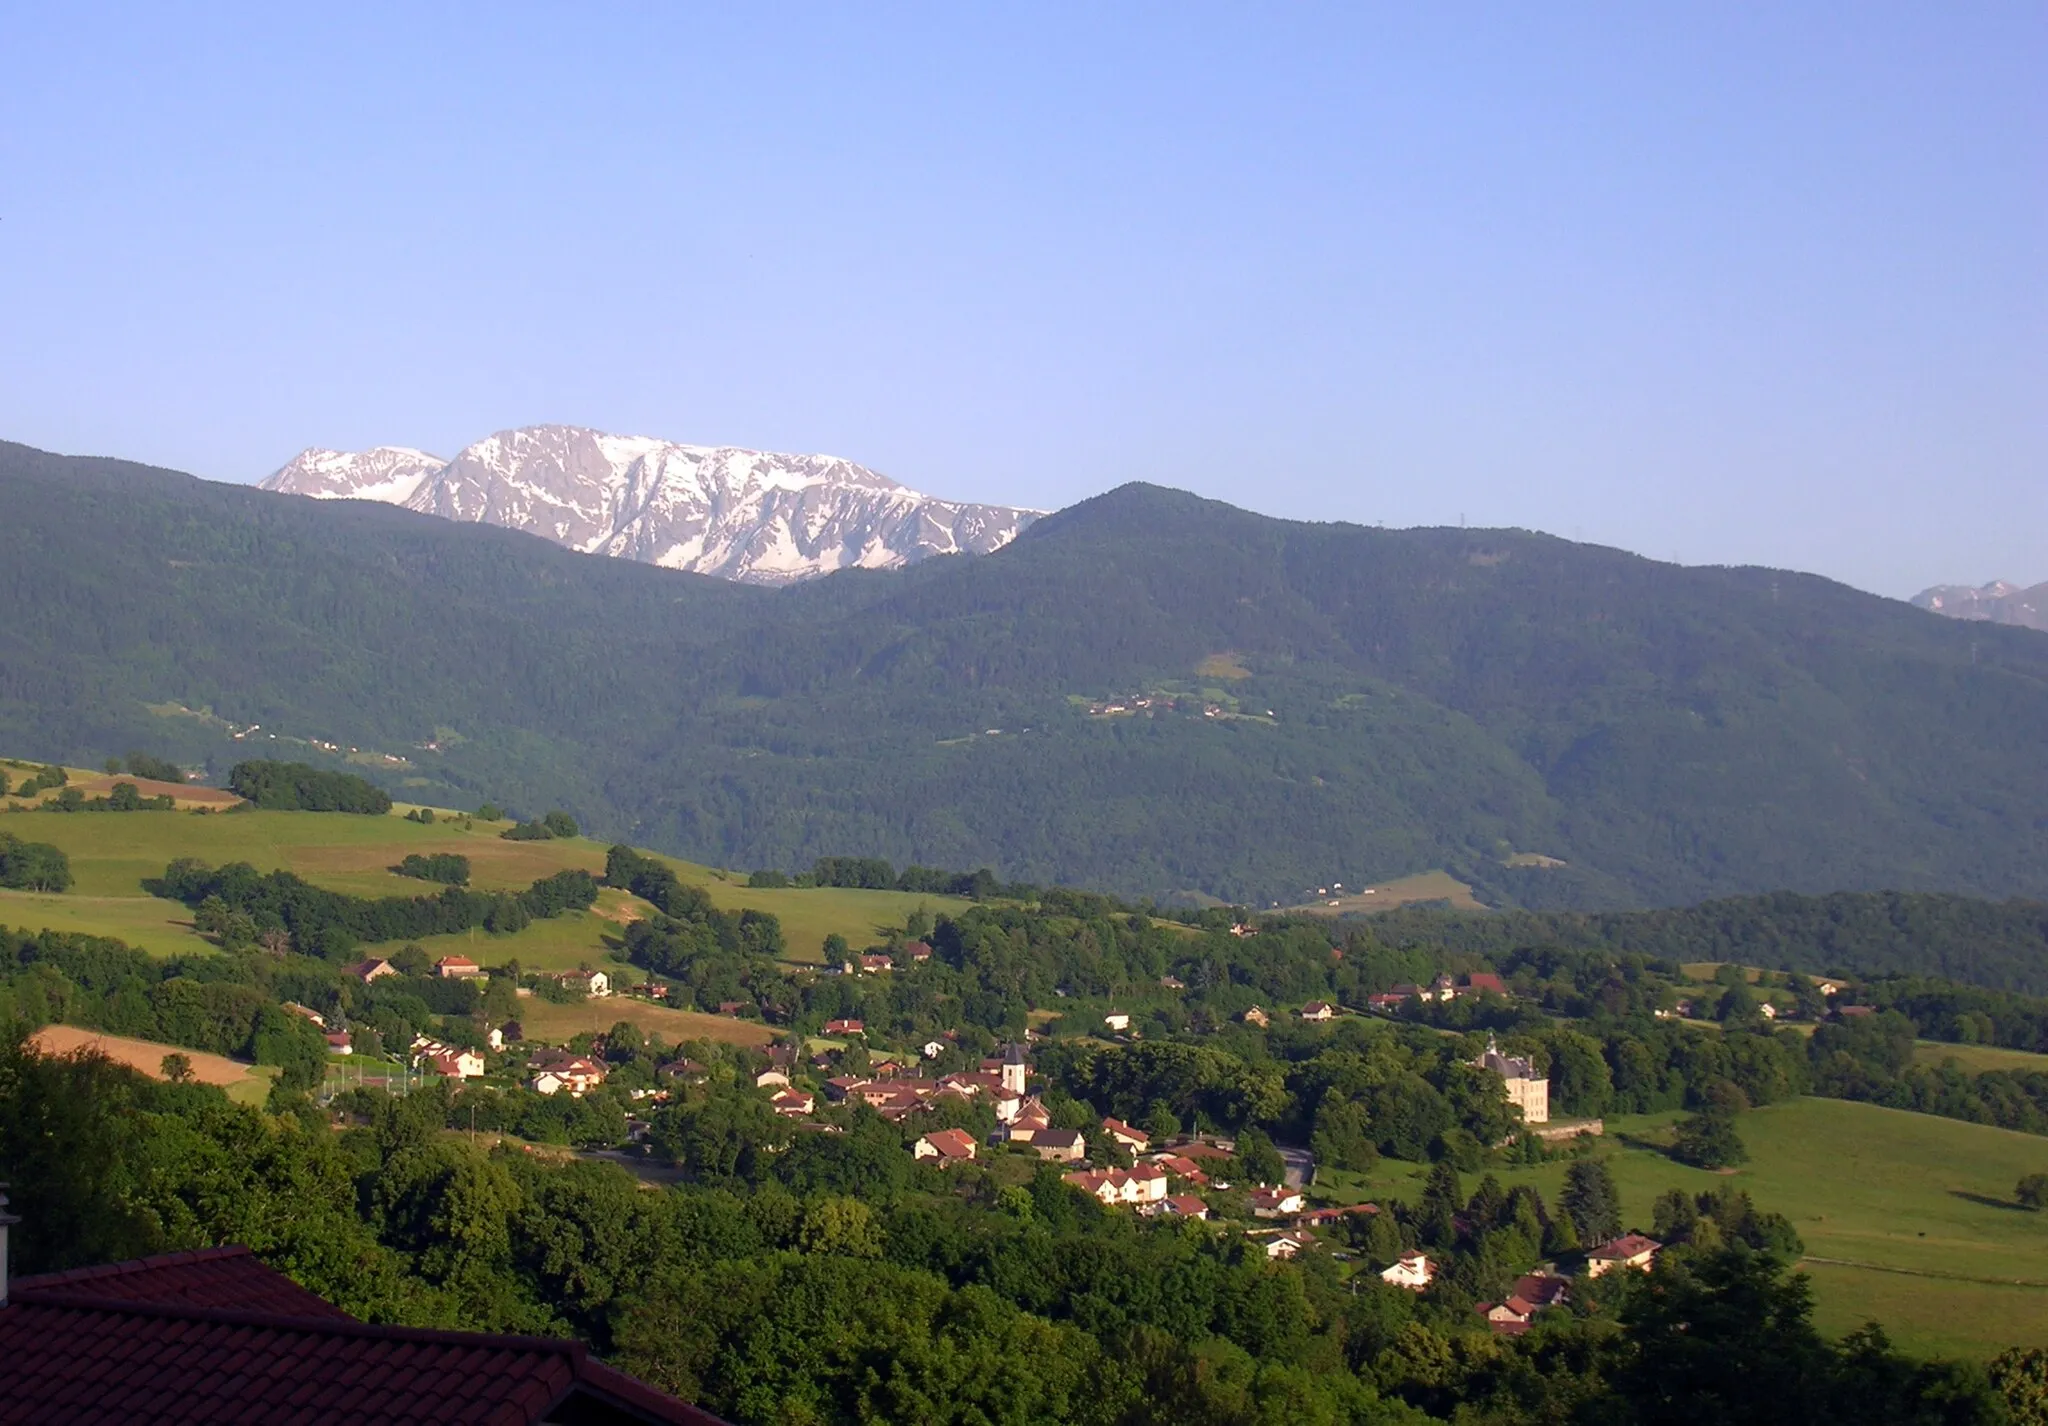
<box><xmin>261</xmin><ymin>424</ymin><xmax>1039</xmax><ymax>584</ymax></box>
<box><xmin>1911</xmin><ymin>580</ymin><xmax>2048</xmax><ymax>632</ymax></box>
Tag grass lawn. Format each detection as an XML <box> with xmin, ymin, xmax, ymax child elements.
<box><xmin>1315</xmin><ymin>1097</ymin><xmax>2048</xmax><ymax>1359</ymax></box>
<box><xmin>514</xmin><ymin>996</ymin><xmax>778</xmax><ymax>1048</ymax></box>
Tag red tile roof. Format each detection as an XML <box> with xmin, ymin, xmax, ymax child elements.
<box><xmin>1</xmin><ymin>1246</ymin><xmax>724</xmax><ymax>1425</ymax></box>
<box><xmin>1512</xmin><ymin>1272</ymin><xmax>1570</xmax><ymax>1307</ymax></box>
<box><xmin>1589</xmin><ymin>1232</ymin><xmax>1663</xmax><ymax>1260</ymax></box>
<box><xmin>918</xmin><ymin>1128</ymin><xmax>979</xmax><ymax>1159</ymax></box>
<box><xmin>11</xmin><ymin>1245</ymin><xmax>348</xmax><ymax>1319</ymax></box>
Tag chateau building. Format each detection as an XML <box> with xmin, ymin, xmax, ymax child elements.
<box><xmin>1474</xmin><ymin>1034</ymin><xmax>1549</xmax><ymax>1125</ymax></box>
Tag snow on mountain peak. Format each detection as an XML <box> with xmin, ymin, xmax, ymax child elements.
<box><xmin>259</xmin><ymin>423</ymin><xmax>1038</xmax><ymax>584</ymax></box>
<box><xmin>266</xmin><ymin>446</ymin><xmax>446</xmax><ymax>505</ymax></box>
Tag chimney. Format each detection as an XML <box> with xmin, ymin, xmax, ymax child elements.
<box><xmin>0</xmin><ymin>1185</ymin><xmax>18</xmax><ymax>1307</ymax></box>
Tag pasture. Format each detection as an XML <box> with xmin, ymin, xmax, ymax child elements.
<box><xmin>1289</xmin><ymin>868</ymin><xmax>1486</xmax><ymax>916</ymax></box>
<box><xmin>514</xmin><ymin>995</ymin><xmax>777</xmax><ymax>1048</ymax></box>
<box><xmin>1911</xmin><ymin>1040</ymin><xmax>2048</xmax><ymax>1075</ymax></box>
<box><xmin>0</xmin><ymin>791</ymin><xmax>944</xmax><ymax>974</ymax></box>
<box><xmin>1315</xmin><ymin>1096</ymin><xmax>2048</xmax><ymax>1359</ymax></box>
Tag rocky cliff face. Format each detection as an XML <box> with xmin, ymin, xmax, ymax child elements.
<box><xmin>263</xmin><ymin>425</ymin><xmax>1038</xmax><ymax>584</ymax></box>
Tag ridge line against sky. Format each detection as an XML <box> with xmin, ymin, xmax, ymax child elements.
<box><xmin>0</xmin><ymin>3</ymin><xmax>2040</xmax><ymax>598</ymax></box>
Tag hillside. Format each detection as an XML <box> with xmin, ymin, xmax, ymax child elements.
<box><xmin>1352</xmin><ymin>891</ymin><xmax>2048</xmax><ymax>996</ymax></box>
<box><xmin>0</xmin><ymin>775</ymin><xmax>960</xmax><ymax>977</ymax></box>
<box><xmin>1342</xmin><ymin>1097</ymin><xmax>2048</xmax><ymax>1360</ymax></box>
<box><xmin>6</xmin><ymin>440</ymin><xmax>2048</xmax><ymax>907</ymax></box>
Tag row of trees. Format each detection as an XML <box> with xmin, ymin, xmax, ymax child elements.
<box><xmin>40</xmin><ymin>780</ymin><xmax>176</xmax><ymax>812</ymax></box>
<box><xmin>768</xmin><ymin>856</ymin><xmax>1017</xmax><ymax>899</ymax></box>
<box><xmin>151</xmin><ymin>859</ymin><xmax>598</xmax><ymax>958</ymax></box>
<box><xmin>105</xmin><ymin>751</ymin><xmax>185</xmax><ymax>782</ymax></box>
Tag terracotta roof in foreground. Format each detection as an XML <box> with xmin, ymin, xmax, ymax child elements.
<box><xmin>11</xmin><ymin>1245</ymin><xmax>349</xmax><ymax>1319</ymax></box>
<box><xmin>1</xmin><ymin>1246</ymin><xmax>725</xmax><ymax>1425</ymax></box>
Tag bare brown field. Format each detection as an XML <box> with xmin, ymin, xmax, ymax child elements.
<box><xmin>14</xmin><ymin>772</ymin><xmax>241</xmax><ymax>810</ymax></box>
<box><xmin>30</xmin><ymin>1024</ymin><xmax>265</xmax><ymax>1095</ymax></box>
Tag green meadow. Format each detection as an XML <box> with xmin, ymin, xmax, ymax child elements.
<box><xmin>0</xmin><ymin>781</ymin><xmax>952</xmax><ymax>972</ymax></box>
<box><xmin>1911</xmin><ymin>1040</ymin><xmax>2048</xmax><ymax>1075</ymax></box>
<box><xmin>1317</xmin><ymin>1096</ymin><xmax>2048</xmax><ymax>1359</ymax></box>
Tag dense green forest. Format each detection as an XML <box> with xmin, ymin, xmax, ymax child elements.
<box><xmin>5</xmin><ymin>440</ymin><xmax>2048</xmax><ymax>908</ymax></box>
<box><xmin>1359</xmin><ymin>892</ymin><xmax>2048</xmax><ymax>996</ymax></box>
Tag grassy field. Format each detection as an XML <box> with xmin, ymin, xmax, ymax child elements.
<box><xmin>513</xmin><ymin>996</ymin><xmax>777</xmax><ymax>1047</ymax></box>
<box><xmin>29</xmin><ymin>1023</ymin><xmax>276</xmax><ymax>1106</ymax></box>
<box><xmin>1679</xmin><ymin>961</ymin><xmax>1762</xmax><ymax>983</ymax></box>
<box><xmin>1912</xmin><ymin>1040</ymin><xmax>2048</xmax><ymax>1074</ymax></box>
<box><xmin>0</xmin><ymin>790</ymin><xmax>948</xmax><ymax>972</ymax></box>
<box><xmin>1288</xmin><ymin>869</ymin><xmax>1486</xmax><ymax>916</ymax></box>
<box><xmin>719</xmin><ymin>883</ymin><xmax>973</xmax><ymax>962</ymax></box>
<box><xmin>1315</xmin><ymin>1097</ymin><xmax>2048</xmax><ymax>1359</ymax></box>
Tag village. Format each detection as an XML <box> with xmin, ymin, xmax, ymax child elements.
<box><xmin>298</xmin><ymin>946</ymin><xmax>1694</xmax><ymax>1338</ymax></box>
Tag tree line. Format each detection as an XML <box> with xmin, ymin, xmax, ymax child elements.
<box><xmin>227</xmin><ymin>759</ymin><xmax>393</xmax><ymax>814</ymax></box>
<box><xmin>149</xmin><ymin>859</ymin><xmax>598</xmax><ymax>959</ymax></box>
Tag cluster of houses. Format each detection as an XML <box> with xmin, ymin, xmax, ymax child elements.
<box><xmin>818</xmin><ymin>1045</ymin><xmax>1034</xmax><ymax>1131</ymax></box>
<box><xmin>1366</xmin><ymin>972</ymin><xmax>1509</xmax><ymax>1011</ymax></box>
<box><xmin>820</xmin><ymin>943</ymin><xmax>932</xmax><ymax>976</ymax></box>
<box><xmin>527</xmin><ymin>1047</ymin><xmax>608</xmax><ymax>1097</ymax></box>
<box><xmin>397</xmin><ymin>1026</ymin><xmax>621</xmax><ymax>1096</ymax></box>
<box><xmin>409</xmin><ymin>1033</ymin><xmax>486</xmax><ymax>1080</ymax></box>
<box><xmin>342</xmin><ymin>952</ymin><xmax>612</xmax><ymax>1000</ymax></box>
<box><xmin>1082</xmin><ymin>694</ymin><xmax>1233</xmax><ymax>720</ymax></box>
<box><xmin>1236</xmin><ymin>1001</ymin><xmax>1339</xmax><ymax>1028</ymax></box>
<box><xmin>1469</xmin><ymin>1234</ymin><xmax>1661</xmax><ymax>1333</ymax></box>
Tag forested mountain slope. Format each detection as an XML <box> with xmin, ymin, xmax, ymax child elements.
<box><xmin>5</xmin><ymin>440</ymin><xmax>2048</xmax><ymax>908</ymax></box>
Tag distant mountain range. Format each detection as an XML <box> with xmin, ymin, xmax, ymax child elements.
<box><xmin>8</xmin><ymin>436</ymin><xmax>2048</xmax><ymax>910</ymax></box>
<box><xmin>1912</xmin><ymin>580</ymin><xmax>2048</xmax><ymax>633</ymax></box>
<box><xmin>261</xmin><ymin>424</ymin><xmax>1039</xmax><ymax>584</ymax></box>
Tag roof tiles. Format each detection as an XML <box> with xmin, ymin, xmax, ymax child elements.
<box><xmin>1</xmin><ymin>1246</ymin><xmax>724</xmax><ymax>1425</ymax></box>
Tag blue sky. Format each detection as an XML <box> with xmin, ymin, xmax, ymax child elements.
<box><xmin>0</xmin><ymin>4</ymin><xmax>2039</xmax><ymax>596</ymax></box>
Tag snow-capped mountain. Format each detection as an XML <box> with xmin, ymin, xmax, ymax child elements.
<box><xmin>260</xmin><ymin>425</ymin><xmax>1040</xmax><ymax>584</ymax></box>
<box><xmin>1912</xmin><ymin>580</ymin><xmax>2048</xmax><ymax>633</ymax></box>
